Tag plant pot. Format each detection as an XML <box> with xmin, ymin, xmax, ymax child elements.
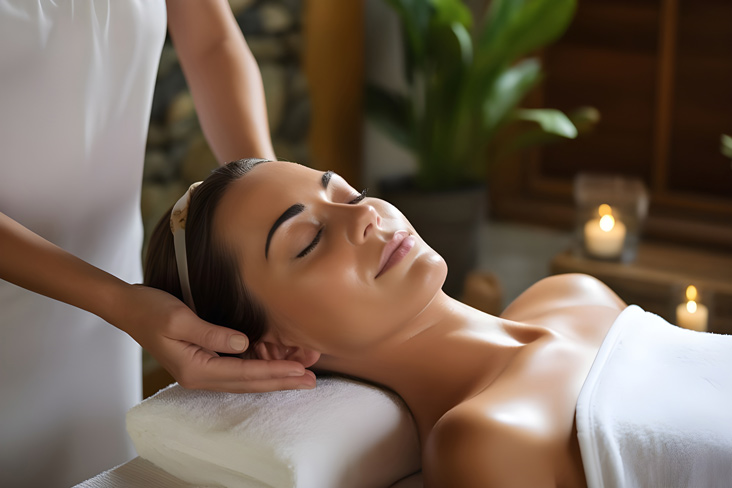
<box><xmin>380</xmin><ymin>181</ymin><xmax>486</xmax><ymax>298</ymax></box>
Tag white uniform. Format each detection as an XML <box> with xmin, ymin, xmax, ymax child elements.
<box><xmin>0</xmin><ymin>1</ymin><xmax>167</xmax><ymax>486</ymax></box>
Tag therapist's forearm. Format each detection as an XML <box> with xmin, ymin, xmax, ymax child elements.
<box><xmin>0</xmin><ymin>211</ymin><xmax>127</xmax><ymax>325</ymax></box>
<box><xmin>187</xmin><ymin>40</ymin><xmax>275</xmax><ymax>163</ymax></box>
<box><xmin>168</xmin><ymin>1</ymin><xmax>275</xmax><ymax>163</ymax></box>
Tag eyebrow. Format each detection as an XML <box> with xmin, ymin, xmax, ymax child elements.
<box><xmin>264</xmin><ymin>171</ymin><xmax>334</xmax><ymax>259</ymax></box>
<box><xmin>321</xmin><ymin>170</ymin><xmax>333</xmax><ymax>190</ymax></box>
<box><xmin>265</xmin><ymin>204</ymin><xmax>305</xmax><ymax>259</ymax></box>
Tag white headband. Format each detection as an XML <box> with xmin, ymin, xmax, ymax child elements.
<box><xmin>170</xmin><ymin>181</ymin><xmax>202</xmax><ymax>313</ymax></box>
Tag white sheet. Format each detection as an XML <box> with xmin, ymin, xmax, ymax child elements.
<box><xmin>74</xmin><ymin>457</ymin><xmax>202</xmax><ymax>488</ymax></box>
<box><xmin>76</xmin><ymin>458</ymin><xmax>425</xmax><ymax>488</ymax></box>
<box><xmin>576</xmin><ymin>305</ymin><xmax>732</xmax><ymax>488</ymax></box>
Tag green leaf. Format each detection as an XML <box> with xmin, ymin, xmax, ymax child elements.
<box><xmin>448</xmin><ymin>21</ymin><xmax>473</xmax><ymax>68</ymax></box>
<box><xmin>722</xmin><ymin>134</ymin><xmax>732</xmax><ymax>159</ymax></box>
<box><xmin>514</xmin><ymin>108</ymin><xmax>578</xmax><ymax>138</ymax></box>
<box><xmin>477</xmin><ymin>0</ymin><xmax>576</xmax><ymax>65</ymax></box>
<box><xmin>477</xmin><ymin>0</ymin><xmax>528</xmax><ymax>51</ymax></box>
<box><xmin>385</xmin><ymin>0</ymin><xmax>433</xmax><ymax>75</ymax></box>
<box><xmin>470</xmin><ymin>0</ymin><xmax>576</xmax><ymax>99</ymax></box>
<box><xmin>423</xmin><ymin>21</ymin><xmax>473</xmax><ymax>130</ymax></box>
<box><xmin>431</xmin><ymin>0</ymin><xmax>473</xmax><ymax>30</ymax></box>
<box><xmin>427</xmin><ymin>21</ymin><xmax>473</xmax><ymax>72</ymax></box>
<box><xmin>364</xmin><ymin>83</ymin><xmax>414</xmax><ymax>149</ymax></box>
<box><xmin>496</xmin><ymin>106</ymin><xmax>596</xmax><ymax>161</ymax></box>
<box><xmin>482</xmin><ymin>58</ymin><xmax>542</xmax><ymax>134</ymax></box>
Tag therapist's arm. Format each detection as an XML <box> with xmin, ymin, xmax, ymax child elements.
<box><xmin>166</xmin><ymin>0</ymin><xmax>276</xmax><ymax>163</ymax></box>
<box><xmin>0</xmin><ymin>211</ymin><xmax>315</xmax><ymax>392</ymax></box>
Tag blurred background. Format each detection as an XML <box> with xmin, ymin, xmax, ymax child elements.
<box><xmin>141</xmin><ymin>0</ymin><xmax>732</xmax><ymax>393</ymax></box>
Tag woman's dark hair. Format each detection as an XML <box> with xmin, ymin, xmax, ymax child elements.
<box><xmin>144</xmin><ymin>158</ymin><xmax>269</xmax><ymax>354</ymax></box>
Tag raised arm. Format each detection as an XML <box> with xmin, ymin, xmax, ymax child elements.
<box><xmin>166</xmin><ymin>0</ymin><xmax>276</xmax><ymax>162</ymax></box>
<box><xmin>0</xmin><ymin>211</ymin><xmax>315</xmax><ymax>392</ymax></box>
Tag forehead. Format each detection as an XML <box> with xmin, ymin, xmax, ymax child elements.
<box><xmin>213</xmin><ymin>161</ymin><xmax>321</xmax><ymax>252</ymax></box>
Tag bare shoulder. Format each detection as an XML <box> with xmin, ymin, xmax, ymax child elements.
<box><xmin>423</xmin><ymin>401</ymin><xmax>556</xmax><ymax>488</ymax></box>
<box><xmin>501</xmin><ymin>273</ymin><xmax>626</xmax><ymax>322</ymax></box>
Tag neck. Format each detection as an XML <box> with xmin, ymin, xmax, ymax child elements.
<box><xmin>316</xmin><ymin>291</ymin><xmax>545</xmax><ymax>444</ymax></box>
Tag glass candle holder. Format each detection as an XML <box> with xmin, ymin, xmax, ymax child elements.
<box><xmin>573</xmin><ymin>173</ymin><xmax>649</xmax><ymax>262</ymax></box>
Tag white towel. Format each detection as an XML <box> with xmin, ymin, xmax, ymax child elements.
<box><xmin>126</xmin><ymin>376</ymin><xmax>421</xmax><ymax>488</ymax></box>
<box><xmin>576</xmin><ymin>305</ymin><xmax>732</xmax><ymax>488</ymax></box>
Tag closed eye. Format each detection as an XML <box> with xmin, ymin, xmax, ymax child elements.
<box><xmin>349</xmin><ymin>188</ymin><xmax>368</xmax><ymax>204</ymax></box>
<box><xmin>297</xmin><ymin>228</ymin><xmax>322</xmax><ymax>258</ymax></box>
<box><xmin>296</xmin><ymin>188</ymin><xmax>367</xmax><ymax>259</ymax></box>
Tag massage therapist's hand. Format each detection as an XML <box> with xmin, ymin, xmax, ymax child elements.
<box><xmin>116</xmin><ymin>284</ymin><xmax>316</xmax><ymax>392</ymax></box>
<box><xmin>2</xmin><ymin>208</ymin><xmax>311</xmax><ymax>394</ymax></box>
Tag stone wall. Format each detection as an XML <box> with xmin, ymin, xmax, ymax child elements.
<box><xmin>140</xmin><ymin>0</ymin><xmax>310</xmax><ymax>256</ymax></box>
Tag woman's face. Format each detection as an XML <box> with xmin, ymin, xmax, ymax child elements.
<box><xmin>214</xmin><ymin>161</ymin><xmax>447</xmax><ymax>355</ymax></box>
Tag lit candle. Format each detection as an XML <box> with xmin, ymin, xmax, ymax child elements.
<box><xmin>584</xmin><ymin>205</ymin><xmax>627</xmax><ymax>259</ymax></box>
<box><xmin>676</xmin><ymin>285</ymin><xmax>708</xmax><ymax>332</ymax></box>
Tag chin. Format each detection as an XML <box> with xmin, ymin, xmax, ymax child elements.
<box><xmin>409</xmin><ymin>243</ymin><xmax>448</xmax><ymax>301</ymax></box>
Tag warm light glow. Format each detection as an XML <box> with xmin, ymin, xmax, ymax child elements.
<box><xmin>687</xmin><ymin>300</ymin><xmax>698</xmax><ymax>314</ymax></box>
<box><xmin>599</xmin><ymin>214</ymin><xmax>615</xmax><ymax>232</ymax></box>
<box><xmin>598</xmin><ymin>204</ymin><xmax>612</xmax><ymax>216</ymax></box>
<box><xmin>686</xmin><ymin>285</ymin><xmax>698</xmax><ymax>302</ymax></box>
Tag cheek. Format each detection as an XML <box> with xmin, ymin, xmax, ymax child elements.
<box><xmin>281</xmin><ymin>267</ymin><xmax>383</xmax><ymax>351</ymax></box>
<box><xmin>283</xmin><ymin>255</ymin><xmax>446</xmax><ymax>353</ymax></box>
<box><xmin>374</xmin><ymin>200</ymin><xmax>414</xmax><ymax>232</ymax></box>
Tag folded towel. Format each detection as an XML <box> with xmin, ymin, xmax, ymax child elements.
<box><xmin>127</xmin><ymin>376</ymin><xmax>421</xmax><ymax>488</ymax></box>
<box><xmin>576</xmin><ymin>305</ymin><xmax>732</xmax><ymax>488</ymax></box>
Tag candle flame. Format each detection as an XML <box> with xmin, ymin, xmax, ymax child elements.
<box><xmin>598</xmin><ymin>204</ymin><xmax>612</xmax><ymax>216</ymax></box>
<box><xmin>599</xmin><ymin>214</ymin><xmax>615</xmax><ymax>232</ymax></box>
<box><xmin>685</xmin><ymin>285</ymin><xmax>698</xmax><ymax>301</ymax></box>
<box><xmin>687</xmin><ymin>300</ymin><xmax>698</xmax><ymax>314</ymax></box>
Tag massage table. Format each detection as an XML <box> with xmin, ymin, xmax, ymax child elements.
<box><xmin>79</xmin><ymin>306</ymin><xmax>732</xmax><ymax>487</ymax></box>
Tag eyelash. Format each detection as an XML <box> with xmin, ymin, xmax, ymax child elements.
<box><xmin>349</xmin><ymin>188</ymin><xmax>368</xmax><ymax>204</ymax></box>
<box><xmin>297</xmin><ymin>228</ymin><xmax>322</xmax><ymax>258</ymax></box>
<box><xmin>296</xmin><ymin>188</ymin><xmax>368</xmax><ymax>259</ymax></box>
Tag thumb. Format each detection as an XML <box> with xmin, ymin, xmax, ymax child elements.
<box><xmin>185</xmin><ymin>318</ymin><xmax>250</xmax><ymax>354</ymax></box>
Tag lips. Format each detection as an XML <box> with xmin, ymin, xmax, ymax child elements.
<box><xmin>376</xmin><ymin>230</ymin><xmax>415</xmax><ymax>278</ymax></box>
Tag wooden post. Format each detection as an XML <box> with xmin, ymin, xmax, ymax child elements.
<box><xmin>652</xmin><ymin>0</ymin><xmax>678</xmax><ymax>195</ymax></box>
<box><xmin>303</xmin><ymin>0</ymin><xmax>364</xmax><ymax>187</ymax></box>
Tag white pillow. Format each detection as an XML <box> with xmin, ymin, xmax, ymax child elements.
<box><xmin>126</xmin><ymin>376</ymin><xmax>421</xmax><ymax>488</ymax></box>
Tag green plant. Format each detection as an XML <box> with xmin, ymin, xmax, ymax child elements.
<box><xmin>367</xmin><ymin>0</ymin><xmax>595</xmax><ymax>191</ymax></box>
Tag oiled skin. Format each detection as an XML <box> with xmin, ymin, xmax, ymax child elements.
<box><xmin>319</xmin><ymin>274</ymin><xmax>624</xmax><ymax>488</ymax></box>
<box><xmin>424</xmin><ymin>275</ymin><xmax>624</xmax><ymax>487</ymax></box>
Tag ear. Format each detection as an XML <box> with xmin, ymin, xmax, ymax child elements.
<box><xmin>254</xmin><ymin>333</ymin><xmax>321</xmax><ymax>368</ymax></box>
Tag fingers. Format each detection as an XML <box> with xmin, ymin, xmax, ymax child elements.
<box><xmin>207</xmin><ymin>355</ymin><xmax>309</xmax><ymax>381</ymax></box>
<box><xmin>177</xmin><ymin>316</ymin><xmax>252</xmax><ymax>355</ymax></box>
<box><xmin>175</xmin><ymin>353</ymin><xmax>316</xmax><ymax>393</ymax></box>
<box><xmin>165</xmin><ymin>313</ymin><xmax>318</xmax><ymax>393</ymax></box>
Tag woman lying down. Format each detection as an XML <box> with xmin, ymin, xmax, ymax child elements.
<box><xmin>145</xmin><ymin>158</ymin><xmax>732</xmax><ymax>488</ymax></box>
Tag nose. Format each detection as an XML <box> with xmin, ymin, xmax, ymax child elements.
<box><xmin>334</xmin><ymin>203</ymin><xmax>381</xmax><ymax>245</ymax></box>
<box><xmin>359</xmin><ymin>205</ymin><xmax>382</xmax><ymax>241</ymax></box>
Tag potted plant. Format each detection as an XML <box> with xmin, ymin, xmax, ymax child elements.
<box><xmin>366</xmin><ymin>0</ymin><xmax>597</xmax><ymax>296</ymax></box>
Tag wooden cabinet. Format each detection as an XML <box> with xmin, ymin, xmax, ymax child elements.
<box><xmin>491</xmin><ymin>0</ymin><xmax>732</xmax><ymax>251</ymax></box>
